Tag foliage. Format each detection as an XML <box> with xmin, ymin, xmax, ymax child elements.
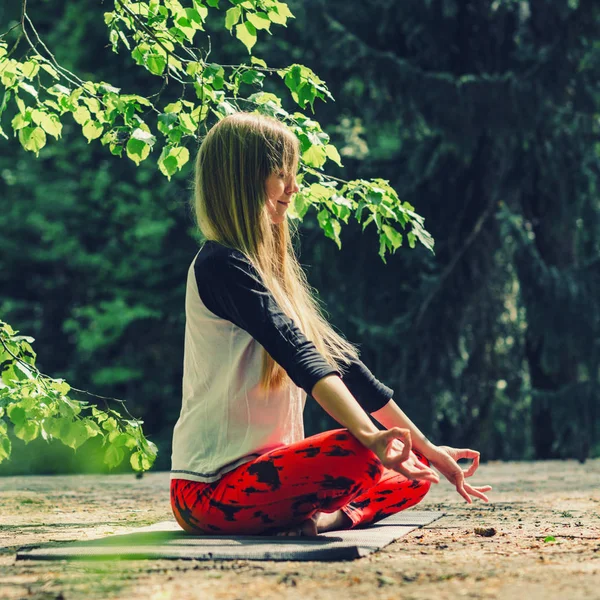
<box><xmin>0</xmin><ymin>0</ymin><xmax>436</xmax><ymax>472</ymax></box>
<box><xmin>0</xmin><ymin>0</ymin><xmax>434</xmax><ymax>262</ymax></box>
<box><xmin>1</xmin><ymin>0</ymin><xmax>599</xmax><ymax>470</ymax></box>
<box><xmin>0</xmin><ymin>320</ymin><xmax>158</xmax><ymax>470</ymax></box>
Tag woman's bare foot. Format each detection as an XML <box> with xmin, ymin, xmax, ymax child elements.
<box><xmin>275</xmin><ymin>510</ymin><xmax>352</xmax><ymax>536</ymax></box>
<box><xmin>275</xmin><ymin>514</ymin><xmax>318</xmax><ymax>536</ymax></box>
<box><xmin>315</xmin><ymin>509</ymin><xmax>352</xmax><ymax>532</ymax></box>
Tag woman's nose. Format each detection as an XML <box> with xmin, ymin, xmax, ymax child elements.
<box><xmin>288</xmin><ymin>178</ymin><xmax>299</xmax><ymax>193</ymax></box>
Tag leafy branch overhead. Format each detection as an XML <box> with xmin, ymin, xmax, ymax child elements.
<box><xmin>0</xmin><ymin>0</ymin><xmax>434</xmax><ymax>262</ymax></box>
<box><xmin>0</xmin><ymin>0</ymin><xmax>435</xmax><ymax>472</ymax></box>
<box><xmin>0</xmin><ymin>321</ymin><xmax>158</xmax><ymax>471</ymax></box>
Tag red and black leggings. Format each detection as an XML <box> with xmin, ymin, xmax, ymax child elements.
<box><xmin>170</xmin><ymin>428</ymin><xmax>432</xmax><ymax>535</ymax></box>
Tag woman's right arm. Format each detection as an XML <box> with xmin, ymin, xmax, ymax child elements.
<box><xmin>311</xmin><ymin>374</ymin><xmax>439</xmax><ymax>482</ymax></box>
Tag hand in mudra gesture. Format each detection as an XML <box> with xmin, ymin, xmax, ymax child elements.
<box><xmin>364</xmin><ymin>427</ymin><xmax>440</xmax><ymax>483</ymax></box>
<box><xmin>428</xmin><ymin>445</ymin><xmax>492</xmax><ymax>503</ymax></box>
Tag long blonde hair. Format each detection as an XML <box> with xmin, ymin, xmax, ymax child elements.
<box><xmin>193</xmin><ymin>112</ymin><xmax>360</xmax><ymax>391</ymax></box>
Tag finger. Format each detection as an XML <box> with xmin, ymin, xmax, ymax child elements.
<box><xmin>463</xmin><ymin>452</ymin><xmax>480</xmax><ymax>478</ymax></box>
<box><xmin>386</xmin><ymin>428</ymin><xmax>411</xmax><ymax>462</ymax></box>
<box><xmin>395</xmin><ymin>465</ymin><xmax>440</xmax><ymax>482</ymax></box>
<box><xmin>464</xmin><ymin>483</ymin><xmax>492</xmax><ymax>502</ymax></box>
<box><xmin>455</xmin><ymin>477</ymin><xmax>472</xmax><ymax>504</ymax></box>
<box><xmin>388</xmin><ymin>457</ymin><xmax>437</xmax><ymax>481</ymax></box>
<box><xmin>408</xmin><ymin>461</ymin><xmax>440</xmax><ymax>481</ymax></box>
<box><xmin>393</xmin><ymin>460</ymin><xmax>440</xmax><ymax>482</ymax></box>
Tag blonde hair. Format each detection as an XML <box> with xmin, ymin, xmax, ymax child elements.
<box><xmin>193</xmin><ymin>112</ymin><xmax>360</xmax><ymax>391</ymax></box>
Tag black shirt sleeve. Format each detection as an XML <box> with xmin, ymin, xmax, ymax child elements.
<box><xmin>338</xmin><ymin>356</ymin><xmax>393</xmax><ymax>414</ymax></box>
<box><xmin>195</xmin><ymin>244</ymin><xmax>341</xmax><ymax>396</ymax></box>
<box><xmin>194</xmin><ymin>242</ymin><xmax>394</xmax><ymax>413</ymax></box>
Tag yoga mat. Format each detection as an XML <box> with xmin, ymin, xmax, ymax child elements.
<box><xmin>16</xmin><ymin>510</ymin><xmax>444</xmax><ymax>562</ymax></box>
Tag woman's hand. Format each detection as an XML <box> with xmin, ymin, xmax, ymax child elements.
<box><xmin>427</xmin><ymin>445</ymin><xmax>492</xmax><ymax>503</ymax></box>
<box><xmin>363</xmin><ymin>428</ymin><xmax>440</xmax><ymax>483</ymax></box>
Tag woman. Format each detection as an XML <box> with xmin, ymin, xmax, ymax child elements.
<box><xmin>170</xmin><ymin>112</ymin><xmax>491</xmax><ymax>537</ymax></box>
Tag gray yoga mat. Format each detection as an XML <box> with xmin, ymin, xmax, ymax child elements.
<box><xmin>16</xmin><ymin>510</ymin><xmax>444</xmax><ymax>562</ymax></box>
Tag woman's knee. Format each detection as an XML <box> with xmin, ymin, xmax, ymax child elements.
<box><xmin>319</xmin><ymin>429</ymin><xmax>384</xmax><ymax>487</ymax></box>
<box><xmin>408</xmin><ymin>475</ymin><xmax>433</xmax><ymax>503</ymax></box>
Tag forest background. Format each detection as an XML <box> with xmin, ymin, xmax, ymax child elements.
<box><xmin>0</xmin><ymin>0</ymin><xmax>598</xmax><ymax>475</ymax></box>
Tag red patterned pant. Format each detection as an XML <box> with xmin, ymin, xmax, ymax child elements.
<box><xmin>170</xmin><ymin>428</ymin><xmax>432</xmax><ymax>535</ymax></box>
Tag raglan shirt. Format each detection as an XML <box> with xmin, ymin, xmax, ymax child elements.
<box><xmin>170</xmin><ymin>241</ymin><xmax>394</xmax><ymax>483</ymax></box>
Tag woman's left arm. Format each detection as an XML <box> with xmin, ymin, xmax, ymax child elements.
<box><xmin>372</xmin><ymin>399</ymin><xmax>493</xmax><ymax>503</ymax></box>
<box><xmin>371</xmin><ymin>399</ymin><xmax>438</xmax><ymax>458</ymax></box>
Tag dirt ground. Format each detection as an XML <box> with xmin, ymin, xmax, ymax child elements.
<box><xmin>1</xmin><ymin>458</ymin><xmax>599</xmax><ymax>600</ymax></box>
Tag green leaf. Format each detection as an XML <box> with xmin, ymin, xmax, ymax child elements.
<box><xmin>308</xmin><ymin>183</ymin><xmax>334</xmax><ymax>200</ymax></box>
<box><xmin>83</xmin><ymin>97</ymin><xmax>102</xmax><ymax>114</ymax></box>
<box><xmin>52</xmin><ymin>380</ymin><xmax>71</xmax><ymax>395</ymax></box>
<box><xmin>82</xmin><ymin>418</ymin><xmax>102</xmax><ymax>437</ymax></box>
<box><xmin>126</xmin><ymin>138</ymin><xmax>151</xmax><ymax>166</ymax></box>
<box><xmin>297</xmin><ymin>83</ymin><xmax>317</xmax><ymax>109</ymax></box>
<box><xmin>240</xmin><ymin>69</ymin><xmax>265</xmax><ymax>85</ymax></box>
<box><xmin>382</xmin><ymin>224</ymin><xmax>403</xmax><ymax>250</ymax></box>
<box><xmin>43</xmin><ymin>416</ymin><xmax>69</xmax><ymax>439</ymax></box>
<box><xmin>290</xmin><ymin>192</ymin><xmax>310</xmax><ymax>219</ymax></box>
<box><xmin>186</xmin><ymin>61</ymin><xmax>203</xmax><ymax>77</ymax></box>
<box><xmin>18</xmin><ymin>126</ymin><xmax>46</xmax><ymax>156</ymax></box>
<box><xmin>158</xmin><ymin>154</ymin><xmax>177</xmax><ymax>179</ymax></box>
<box><xmin>543</xmin><ymin>536</ymin><xmax>556</xmax><ymax>543</ymax></box>
<box><xmin>14</xmin><ymin>420</ymin><xmax>40</xmax><ymax>443</ymax></box>
<box><xmin>144</xmin><ymin>439</ymin><xmax>158</xmax><ymax>459</ymax></box>
<box><xmin>63</xmin><ymin>420</ymin><xmax>91</xmax><ymax>450</ymax></box>
<box><xmin>379</xmin><ymin>238</ymin><xmax>388</xmax><ymax>263</ymax></box>
<box><xmin>0</xmin><ymin>433</ymin><xmax>11</xmax><ymax>462</ymax></box>
<box><xmin>130</xmin><ymin>450</ymin><xmax>152</xmax><ymax>471</ymax></box>
<box><xmin>18</xmin><ymin>81</ymin><xmax>38</xmax><ymax>98</ymax></box>
<box><xmin>164</xmin><ymin>101</ymin><xmax>182</xmax><ymax>113</ymax></box>
<box><xmin>7</xmin><ymin>405</ymin><xmax>26</xmax><ymax>427</ymax></box>
<box><xmin>283</xmin><ymin>65</ymin><xmax>302</xmax><ymax>94</ymax></box>
<box><xmin>407</xmin><ymin>231</ymin><xmax>416</xmax><ymax>249</ymax></box>
<box><xmin>324</xmin><ymin>144</ymin><xmax>343</xmax><ymax>167</ymax></box>
<box><xmin>14</xmin><ymin>360</ymin><xmax>34</xmax><ymax>380</ymax></box>
<box><xmin>118</xmin><ymin>30</ymin><xmax>131</xmax><ymax>50</ymax></box>
<box><xmin>37</xmin><ymin>113</ymin><xmax>62</xmax><ymax>139</ymax></box>
<box><xmin>158</xmin><ymin>146</ymin><xmax>190</xmax><ymax>179</ymax></box>
<box><xmin>11</xmin><ymin>112</ymin><xmax>30</xmax><ymax>131</ymax></box>
<box><xmin>317</xmin><ymin>209</ymin><xmax>342</xmax><ymax>249</ymax></box>
<box><xmin>72</xmin><ymin>105</ymin><xmax>91</xmax><ymax>125</ymax></box>
<box><xmin>362</xmin><ymin>213</ymin><xmax>374</xmax><ymax>231</ymax></box>
<box><xmin>40</xmin><ymin>63</ymin><xmax>59</xmax><ymax>79</ymax></box>
<box><xmin>146</xmin><ymin>53</ymin><xmax>166</xmax><ymax>76</ymax></box>
<box><xmin>225</xmin><ymin>6</ymin><xmax>241</xmax><ymax>30</ymax></box>
<box><xmin>131</xmin><ymin>127</ymin><xmax>157</xmax><ymax>145</ymax></box>
<box><xmin>104</xmin><ymin>444</ymin><xmax>125</xmax><ymax>469</ymax></box>
<box><xmin>101</xmin><ymin>416</ymin><xmax>118</xmax><ymax>432</ymax></box>
<box><xmin>157</xmin><ymin>112</ymin><xmax>178</xmax><ymax>134</ymax></box>
<box><xmin>302</xmin><ymin>144</ymin><xmax>327</xmax><ymax>168</ymax></box>
<box><xmin>235</xmin><ymin>21</ymin><xmax>257</xmax><ymax>53</ymax></box>
<box><xmin>82</xmin><ymin>120</ymin><xmax>104</xmax><ymax>142</ymax></box>
<box><xmin>247</xmin><ymin>11</ymin><xmax>271</xmax><ymax>31</ymax></box>
<box><xmin>14</xmin><ymin>95</ymin><xmax>26</xmax><ymax>115</ymax></box>
<box><xmin>92</xmin><ymin>406</ymin><xmax>109</xmax><ymax>422</ymax></box>
<box><xmin>268</xmin><ymin>1</ymin><xmax>294</xmax><ymax>25</ymax></box>
<box><xmin>21</xmin><ymin>61</ymin><xmax>40</xmax><ymax>79</ymax></box>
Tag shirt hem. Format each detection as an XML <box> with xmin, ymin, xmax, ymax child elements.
<box><xmin>170</xmin><ymin>453</ymin><xmax>262</xmax><ymax>483</ymax></box>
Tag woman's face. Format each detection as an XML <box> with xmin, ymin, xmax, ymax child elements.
<box><xmin>264</xmin><ymin>169</ymin><xmax>299</xmax><ymax>224</ymax></box>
